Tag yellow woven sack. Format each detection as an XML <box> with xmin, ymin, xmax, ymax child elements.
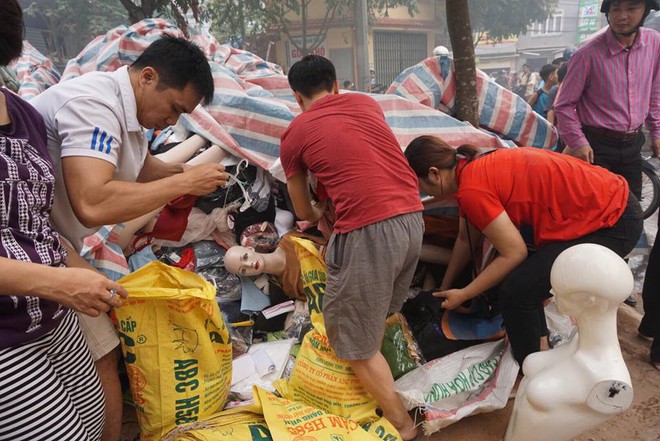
<box><xmin>275</xmin><ymin>238</ymin><xmax>381</xmax><ymax>425</ymax></box>
<box><xmin>114</xmin><ymin>261</ymin><xmax>232</xmax><ymax>441</ymax></box>
<box><xmin>167</xmin><ymin>409</ymin><xmax>272</xmax><ymax>441</ymax></box>
<box><xmin>256</xmin><ymin>386</ymin><xmax>386</xmax><ymax>440</ymax></box>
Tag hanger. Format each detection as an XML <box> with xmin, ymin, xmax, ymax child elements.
<box><xmin>223</xmin><ymin>158</ymin><xmax>253</xmax><ymax>212</ymax></box>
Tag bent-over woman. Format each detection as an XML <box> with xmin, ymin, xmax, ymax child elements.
<box><xmin>405</xmin><ymin>136</ymin><xmax>642</xmax><ymax>366</ymax></box>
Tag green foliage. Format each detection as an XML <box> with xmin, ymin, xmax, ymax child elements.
<box><xmin>207</xmin><ymin>0</ymin><xmax>268</xmax><ymax>46</ymax></box>
<box><xmin>369</xmin><ymin>0</ymin><xmax>418</xmax><ymax>18</ymax></box>
<box><xmin>206</xmin><ymin>0</ymin><xmax>418</xmax><ymax>52</ymax></box>
<box><xmin>23</xmin><ymin>0</ymin><xmax>127</xmax><ymax>58</ymax></box>
<box><xmin>117</xmin><ymin>0</ymin><xmax>208</xmax><ymax>31</ymax></box>
<box><xmin>468</xmin><ymin>0</ymin><xmax>559</xmax><ymax>42</ymax></box>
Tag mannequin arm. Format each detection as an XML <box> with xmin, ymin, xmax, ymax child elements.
<box><xmin>154</xmin><ymin>134</ymin><xmax>208</xmax><ymax>163</ymax></box>
<box><xmin>116</xmin><ymin>144</ymin><xmax>228</xmax><ymax>251</ymax></box>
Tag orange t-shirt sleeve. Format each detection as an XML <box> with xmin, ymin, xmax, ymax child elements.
<box><xmin>457</xmin><ymin>187</ymin><xmax>505</xmax><ymax>231</ymax></box>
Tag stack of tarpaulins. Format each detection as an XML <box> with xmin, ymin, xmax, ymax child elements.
<box><xmin>10</xmin><ymin>40</ymin><xmax>61</xmax><ymax>100</ymax></box>
<box><xmin>17</xmin><ymin>20</ymin><xmax>557</xmax><ymax>180</ymax></box>
<box><xmin>14</xmin><ymin>18</ymin><xmax>562</xmax><ymax>439</ymax></box>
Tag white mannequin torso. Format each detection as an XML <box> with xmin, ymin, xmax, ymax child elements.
<box><xmin>505</xmin><ymin>244</ymin><xmax>634</xmax><ymax>441</ymax></box>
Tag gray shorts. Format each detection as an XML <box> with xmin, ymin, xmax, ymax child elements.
<box><xmin>323</xmin><ymin>212</ymin><xmax>424</xmax><ymax>360</ymax></box>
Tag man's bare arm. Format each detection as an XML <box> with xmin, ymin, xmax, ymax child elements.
<box><xmin>62</xmin><ymin>156</ymin><xmax>227</xmax><ymax>227</ymax></box>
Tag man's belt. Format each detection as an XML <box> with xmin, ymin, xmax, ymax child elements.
<box><xmin>582</xmin><ymin>125</ymin><xmax>643</xmax><ymax>142</ymax></box>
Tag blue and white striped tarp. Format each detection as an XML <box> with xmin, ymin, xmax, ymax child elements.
<box><xmin>18</xmin><ymin>19</ymin><xmax>557</xmax><ymax>183</ymax></box>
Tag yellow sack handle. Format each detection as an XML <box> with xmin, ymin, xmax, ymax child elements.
<box><xmin>119</xmin><ymin>261</ymin><xmax>216</xmax><ymax>300</ymax></box>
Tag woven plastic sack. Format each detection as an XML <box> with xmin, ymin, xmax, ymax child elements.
<box><xmin>114</xmin><ymin>261</ymin><xmax>233</xmax><ymax>440</ymax></box>
<box><xmin>274</xmin><ymin>238</ymin><xmax>380</xmax><ymax>424</ymax></box>
<box><xmin>256</xmin><ymin>387</ymin><xmax>400</xmax><ymax>441</ymax></box>
<box><xmin>394</xmin><ymin>339</ymin><xmax>518</xmax><ymax>435</ymax></box>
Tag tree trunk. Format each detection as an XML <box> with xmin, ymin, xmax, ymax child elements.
<box><xmin>119</xmin><ymin>0</ymin><xmax>147</xmax><ymax>23</ymax></box>
<box><xmin>446</xmin><ymin>0</ymin><xmax>479</xmax><ymax>127</ymax></box>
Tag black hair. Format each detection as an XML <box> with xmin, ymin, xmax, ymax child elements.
<box><xmin>0</xmin><ymin>0</ymin><xmax>24</xmax><ymax>66</ymax></box>
<box><xmin>405</xmin><ymin>135</ymin><xmax>480</xmax><ymax>178</ymax></box>
<box><xmin>343</xmin><ymin>80</ymin><xmax>353</xmax><ymax>88</ymax></box>
<box><xmin>539</xmin><ymin>64</ymin><xmax>558</xmax><ymax>82</ymax></box>
<box><xmin>551</xmin><ymin>57</ymin><xmax>566</xmax><ymax>66</ymax></box>
<box><xmin>288</xmin><ymin>55</ymin><xmax>336</xmax><ymax>98</ymax></box>
<box><xmin>557</xmin><ymin>63</ymin><xmax>569</xmax><ymax>83</ymax></box>
<box><xmin>131</xmin><ymin>35</ymin><xmax>214</xmax><ymax>104</ymax></box>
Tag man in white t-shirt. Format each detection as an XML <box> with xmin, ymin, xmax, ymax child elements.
<box><xmin>31</xmin><ymin>36</ymin><xmax>227</xmax><ymax>441</ymax></box>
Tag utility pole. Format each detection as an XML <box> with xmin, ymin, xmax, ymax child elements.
<box><xmin>355</xmin><ymin>0</ymin><xmax>370</xmax><ymax>92</ymax></box>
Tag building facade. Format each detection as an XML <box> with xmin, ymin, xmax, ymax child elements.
<box><xmin>271</xmin><ymin>0</ymin><xmax>444</xmax><ymax>90</ymax></box>
<box><xmin>269</xmin><ymin>0</ymin><xmax>602</xmax><ymax>88</ymax></box>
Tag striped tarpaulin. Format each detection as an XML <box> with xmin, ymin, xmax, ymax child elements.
<box><xmin>19</xmin><ymin>19</ymin><xmax>557</xmax><ymax>183</ymax></box>
<box><xmin>387</xmin><ymin>56</ymin><xmax>558</xmax><ymax>149</ymax></box>
<box><xmin>10</xmin><ymin>41</ymin><xmax>61</xmax><ymax>100</ymax></box>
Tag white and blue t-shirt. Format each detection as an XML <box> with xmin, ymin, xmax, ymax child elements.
<box><xmin>31</xmin><ymin>66</ymin><xmax>148</xmax><ymax>250</ymax></box>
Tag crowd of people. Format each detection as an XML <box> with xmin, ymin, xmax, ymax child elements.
<box><xmin>492</xmin><ymin>50</ymin><xmax>573</xmax><ymax>122</ymax></box>
<box><xmin>1</xmin><ymin>0</ymin><xmax>659</xmax><ymax>440</ymax></box>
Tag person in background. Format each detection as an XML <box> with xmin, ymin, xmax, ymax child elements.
<box><xmin>545</xmin><ymin>63</ymin><xmax>569</xmax><ymax>127</ymax></box>
<box><xmin>551</xmin><ymin>57</ymin><xmax>567</xmax><ymax>66</ymax></box>
<box><xmin>369</xmin><ymin>68</ymin><xmax>386</xmax><ymax>93</ymax></box>
<box><xmin>281</xmin><ymin>55</ymin><xmax>424</xmax><ymax>440</ymax></box>
<box><xmin>554</xmin><ymin>0</ymin><xmax>660</xmax><ymax>308</ymax></box>
<box><xmin>343</xmin><ymin>79</ymin><xmax>356</xmax><ymax>90</ymax></box>
<box><xmin>514</xmin><ymin>64</ymin><xmax>531</xmax><ymax>98</ymax></box>
<box><xmin>525</xmin><ymin>69</ymin><xmax>541</xmax><ymax>101</ymax></box>
<box><xmin>404</xmin><ymin>136</ymin><xmax>642</xmax><ymax>367</ymax></box>
<box><xmin>496</xmin><ymin>70</ymin><xmax>511</xmax><ymax>89</ymax></box>
<box><xmin>639</xmin><ymin>224</ymin><xmax>660</xmax><ymax>370</ymax></box>
<box><xmin>31</xmin><ymin>36</ymin><xmax>228</xmax><ymax>440</ymax></box>
<box><xmin>0</xmin><ymin>1</ymin><xmax>128</xmax><ymax>439</ymax></box>
<box><xmin>527</xmin><ymin>64</ymin><xmax>558</xmax><ymax>118</ymax></box>
<box><xmin>562</xmin><ymin>46</ymin><xmax>577</xmax><ymax>62</ymax></box>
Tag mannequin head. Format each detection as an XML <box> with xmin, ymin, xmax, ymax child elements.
<box><xmin>223</xmin><ymin>246</ymin><xmax>269</xmax><ymax>276</ymax></box>
<box><xmin>550</xmin><ymin>244</ymin><xmax>633</xmax><ymax>316</ymax></box>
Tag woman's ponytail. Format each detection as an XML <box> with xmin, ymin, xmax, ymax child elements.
<box><xmin>456</xmin><ymin>144</ymin><xmax>480</xmax><ymax>161</ymax></box>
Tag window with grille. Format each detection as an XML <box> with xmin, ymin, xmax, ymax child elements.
<box><xmin>373</xmin><ymin>32</ymin><xmax>428</xmax><ymax>88</ymax></box>
<box><xmin>530</xmin><ymin>11</ymin><xmax>564</xmax><ymax>36</ymax></box>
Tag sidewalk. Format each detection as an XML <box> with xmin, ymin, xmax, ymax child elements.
<box><xmin>426</xmin><ymin>305</ymin><xmax>660</xmax><ymax>441</ymax></box>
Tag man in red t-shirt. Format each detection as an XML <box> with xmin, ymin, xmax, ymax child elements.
<box><xmin>280</xmin><ymin>55</ymin><xmax>423</xmax><ymax>441</ymax></box>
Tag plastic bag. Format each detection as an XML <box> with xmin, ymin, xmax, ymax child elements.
<box><xmin>193</xmin><ymin>241</ymin><xmax>242</xmax><ymax>303</ymax></box>
<box><xmin>114</xmin><ymin>261</ymin><xmax>233</xmax><ymax>441</ymax></box>
<box><xmin>381</xmin><ymin>313</ymin><xmax>424</xmax><ymax>379</ymax></box>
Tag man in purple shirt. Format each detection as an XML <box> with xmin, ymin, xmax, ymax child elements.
<box><xmin>555</xmin><ymin>0</ymin><xmax>659</xmax><ymax>354</ymax></box>
<box><xmin>555</xmin><ymin>0</ymin><xmax>660</xmax><ymax>187</ymax></box>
